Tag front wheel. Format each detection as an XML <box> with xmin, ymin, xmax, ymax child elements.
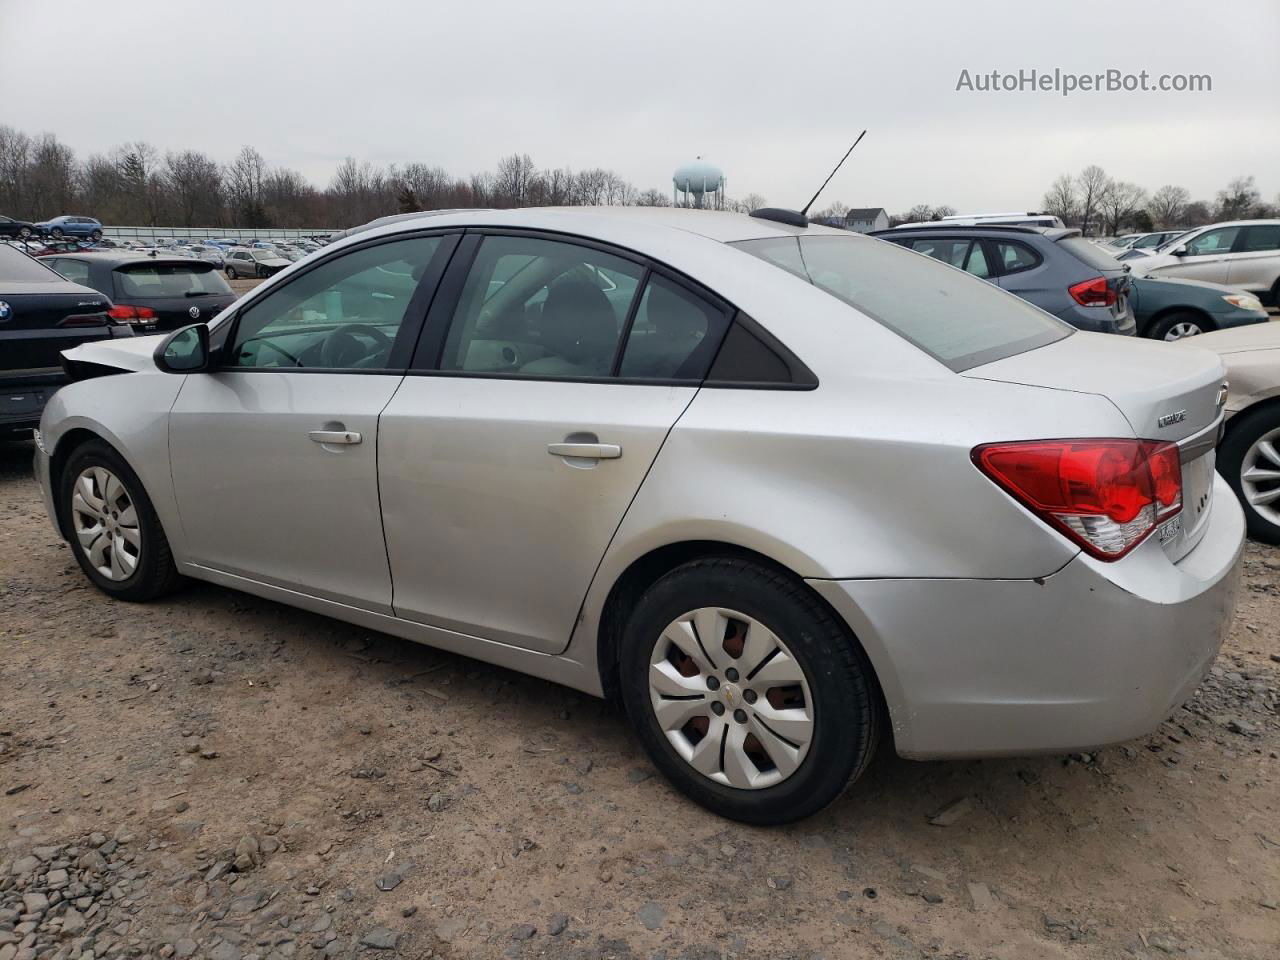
<box><xmin>1219</xmin><ymin>404</ymin><xmax>1280</xmax><ymax>544</ymax></box>
<box><xmin>61</xmin><ymin>439</ymin><xmax>184</xmax><ymax>600</ymax></box>
<box><xmin>619</xmin><ymin>557</ymin><xmax>881</xmax><ymax>824</ymax></box>
<box><xmin>226</xmin><ymin>266</ymin><xmax>236</xmax><ymax>279</ymax></box>
<box><xmin>1148</xmin><ymin>311</ymin><xmax>1211</xmax><ymax>341</ymax></box>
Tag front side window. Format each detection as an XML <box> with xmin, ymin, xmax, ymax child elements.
<box><xmin>1186</xmin><ymin>227</ymin><xmax>1239</xmax><ymax>256</ymax></box>
<box><xmin>733</xmin><ymin>235</ymin><xmax>1069</xmax><ymax>371</ymax></box>
<box><xmin>227</xmin><ymin>235</ymin><xmax>442</xmax><ymax>370</ymax></box>
<box><xmin>440</xmin><ymin>235</ymin><xmax>644</xmax><ymax>379</ymax></box>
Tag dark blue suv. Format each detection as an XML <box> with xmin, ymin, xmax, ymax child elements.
<box><xmin>871</xmin><ymin>225</ymin><xmax>1136</xmax><ymax>336</ymax></box>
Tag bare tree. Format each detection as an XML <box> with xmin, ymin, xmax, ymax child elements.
<box><xmin>1216</xmin><ymin>175</ymin><xmax>1261</xmax><ymax>220</ymax></box>
<box><xmin>492</xmin><ymin>153</ymin><xmax>537</xmax><ymax>208</ymax></box>
<box><xmin>1098</xmin><ymin>181</ymin><xmax>1148</xmax><ymax>234</ymax></box>
<box><xmin>164</xmin><ymin>151</ymin><xmax>222</xmax><ymax>226</ymax></box>
<box><xmin>1076</xmin><ymin>165</ymin><xmax>1112</xmax><ymax>236</ymax></box>
<box><xmin>1147</xmin><ymin>185</ymin><xmax>1191</xmax><ymax>229</ymax></box>
<box><xmin>1042</xmin><ymin>174</ymin><xmax>1079</xmax><ymax>225</ymax></box>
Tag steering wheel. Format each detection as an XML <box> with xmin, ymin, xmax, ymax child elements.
<box><xmin>319</xmin><ymin>323</ymin><xmax>394</xmax><ymax>368</ymax></box>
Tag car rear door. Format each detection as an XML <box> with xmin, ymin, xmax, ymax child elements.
<box><xmin>378</xmin><ymin>231</ymin><xmax>730</xmax><ymax>654</ymax></box>
<box><xmin>168</xmin><ymin>232</ymin><xmax>457</xmax><ymax>612</ymax></box>
<box><xmin>1226</xmin><ymin>224</ymin><xmax>1280</xmax><ymax>295</ymax></box>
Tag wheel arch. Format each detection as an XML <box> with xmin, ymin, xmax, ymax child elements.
<box><xmin>592</xmin><ymin>538</ymin><xmax>893</xmax><ymax>745</ymax></box>
<box><xmin>1143</xmin><ymin>305</ymin><xmax>1215</xmax><ymax>338</ymax></box>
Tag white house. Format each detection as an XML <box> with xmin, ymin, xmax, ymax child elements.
<box><xmin>843</xmin><ymin>207</ymin><xmax>889</xmax><ymax>233</ymax></box>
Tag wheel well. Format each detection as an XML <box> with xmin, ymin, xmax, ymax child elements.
<box><xmin>48</xmin><ymin>428</ymin><xmax>106</xmax><ymax>540</ymax></box>
<box><xmin>1224</xmin><ymin>395</ymin><xmax>1280</xmax><ymax>440</ymax></box>
<box><xmin>1143</xmin><ymin>305</ymin><xmax>1214</xmax><ymax>337</ymax></box>
<box><xmin>594</xmin><ymin>541</ymin><xmax>889</xmax><ymax>729</ymax></box>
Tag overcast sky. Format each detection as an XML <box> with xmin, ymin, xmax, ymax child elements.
<box><xmin>2</xmin><ymin>0</ymin><xmax>1277</xmax><ymax>213</ymax></box>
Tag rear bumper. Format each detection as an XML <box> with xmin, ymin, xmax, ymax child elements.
<box><xmin>809</xmin><ymin>471</ymin><xmax>1245</xmax><ymax>758</ymax></box>
<box><xmin>1056</xmin><ymin>303</ymin><xmax>1137</xmax><ymax>336</ymax></box>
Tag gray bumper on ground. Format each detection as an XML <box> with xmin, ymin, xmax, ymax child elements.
<box><xmin>809</xmin><ymin>472</ymin><xmax>1245</xmax><ymax>758</ymax></box>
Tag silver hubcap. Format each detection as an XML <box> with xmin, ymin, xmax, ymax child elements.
<box><xmin>648</xmin><ymin>607</ymin><xmax>814</xmax><ymax>790</ymax></box>
<box><xmin>1163</xmin><ymin>321</ymin><xmax>1203</xmax><ymax>341</ymax></box>
<box><xmin>71</xmin><ymin>467</ymin><xmax>140</xmax><ymax>581</ymax></box>
<box><xmin>1241</xmin><ymin>426</ymin><xmax>1280</xmax><ymax>526</ymax></box>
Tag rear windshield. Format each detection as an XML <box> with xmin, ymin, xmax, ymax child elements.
<box><xmin>0</xmin><ymin>244</ymin><xmax>65</xmax><ymax>283</ymax></box>
<box><xmin>732</xmin><ymin>235</ymin><xmax>1070</xmax><ymax>371</ymax></box>
<box><xmin>1057</xmin><ymin>236</ymin><xmax>1124</xmax><ymax>272</ymax></box>
<box><xmin>114</xmin><ymin>263</ymin><xmax>233</xmax><ymax>298</ymax></box>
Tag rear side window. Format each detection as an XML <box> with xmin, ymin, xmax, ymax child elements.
<box><xmin>115</xmin><ymin>264</ymin><xmax>233</xmax><ymax>298</ymax></box>
<box><xmin>1056</xmin><ymin>236</ymin><xmax>1123</xmax><ymax>272</ymax></box>
<box><xmin>733</xmin><ymin>235</ymin><xmax>1070</xmax><ymax>371</ymax></box>
<box><xmin>1241</xmin><ymin>225</ymin><xmax>1280</xmax><ymax>252</ymax></box>
<box><xmin>618</xmin><ymin>275</ymin><xmax>729</xmax><ymax>380</ymax></box>
<box><xmin>994</xmin><ymin>241</ymin><xmax>1040</xmax><ymax>274</ymax></box>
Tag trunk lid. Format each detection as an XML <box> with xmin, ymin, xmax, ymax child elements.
<box><xmin>0</xmin><ymin>283</ymin><xmax>114</xmax><ymax>378</ymax></box>
<box><xmin>966</xmin><ymin>331</ymin><xmax>1228</xmax><ymax>561</ymax></box>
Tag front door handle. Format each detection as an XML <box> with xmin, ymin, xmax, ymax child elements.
<box><xmin>547</xmin><ymin>442</ymin><xmax>622</xmax><ymax>460</ymax></box>
<box><xmin>309</xmin><ymin>430</ymin><xmax>362</xmax><ymax>445</ymax></box>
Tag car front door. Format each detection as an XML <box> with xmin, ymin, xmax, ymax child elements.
<box><xmin>1227</xmin><ymin>225</ymin><xmax>1280</xmax><ymax>295</ymax></box>
<box><xmin>378</xmin><ymin>232</ymin><xmax>731</xmax><ymax>653</ymax></box>
<box><xmin>168</xmin><ymin>232</ymin><xmax>457</xmax><ymax>612</ymax></box>
<box><xmin>1159</xmin><ymin>227</ymin><xmax>1240</xmax><ymax>284</ymax></box>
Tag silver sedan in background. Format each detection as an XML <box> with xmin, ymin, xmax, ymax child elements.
<box><xmin>33</xmin><ymin>207</ymin><xmax>1244</xmax><ymax>823</ymax></box>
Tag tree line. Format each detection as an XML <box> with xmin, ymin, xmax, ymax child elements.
<box><xmin>0</xmin><ymin>125</ymin><xmax>777</xmax><ymax>229</ymax></box>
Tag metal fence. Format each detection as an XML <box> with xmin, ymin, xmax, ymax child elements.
<box><xmin>102</xmin><ymin>225</ymin><xmax>338</xmax><ymax>241</ymax></box>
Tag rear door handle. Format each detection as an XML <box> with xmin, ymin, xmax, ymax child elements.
<box><xmin>309</xmin><ymin>430</ymin><xmax>362</xmax><ymax>445</ymax></box>
<box><xmin>547</xmin><ymin>442</ymin><xmax>622</xmax><ymax>460</ymax></box>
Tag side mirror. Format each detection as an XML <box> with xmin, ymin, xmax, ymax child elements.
<box><xmin>1171</xmin><ymin>246</ymin><xmax>1188</xmax><ymax>257</ymax></box>
<box><xmin>154</xmin><ymin>323</ymin><xmax>210</xmax><ymax>373</ymax></box>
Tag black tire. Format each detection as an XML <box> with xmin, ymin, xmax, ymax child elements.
<box><xmin>1270</xmin><ymin>278</ymin><xmax>1280</xmax><ymax>309</ymax></box>
<box><xmin>50</xmin><ymin>227</ymin><xmax>63</xmax><ymax>239</ymax></box>
<box><xmin>1219</xmin><ymin>403</ymin><xmax>1280</xmax><ymax>545</ymax></box>
<box><xmin>18</xmin><ymin>226</ymin><xmax>31</xmax><ymax>239</ymax></box>
<box><xmin>1147</xmin><ymin>310</ymin><xmax>1212</xmax><ymax>341</ymax></box>
<box><xmin>90</xmin><ymin>229</ymin><xmax>103</xmax><ymax>241</ymax></box>
<box><xmin>226</xmin><ymin>267</ymin><xmax>236</xmax><ymax>279</ymax></box>
<box><xmin>618</xmin><ymin>557</ymin><xmax>881</xmax><ymax>824</ymax></box>
<box><xmin>61</xmin><ymin>439</ymin><xmax>184</xmax><ymax>601</ymax></box>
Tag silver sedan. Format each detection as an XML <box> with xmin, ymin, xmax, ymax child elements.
<box><xmin>33</xmin><ymin>207</ymin><xmax>1244</xmax><ymax>823</ymax></box>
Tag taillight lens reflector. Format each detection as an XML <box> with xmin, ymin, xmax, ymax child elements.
<box><xmin>107</xmin><ymin>305</ymin><xmax>157</xmax><ymax>323</ymax></box>
<box><xmin>1068</xmin><ymin>276</ymin><xmax>1116</xmax><ymax>307</ymax></box>
<box><xmin>973</xmin><ymin>439</ymin><xmax>1182</xmax><ymax>560</ymax></box>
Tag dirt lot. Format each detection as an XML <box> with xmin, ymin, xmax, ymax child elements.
<box><xmin>1</xmin><ymin>438</ymin><xmax>1279</xmax><ymax>960</ymax></box>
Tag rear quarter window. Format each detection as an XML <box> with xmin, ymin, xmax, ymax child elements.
<box><xmin>732</xmin><ymin>235</ymin><xmax>1070</xmax><ymax>371</ymax></box>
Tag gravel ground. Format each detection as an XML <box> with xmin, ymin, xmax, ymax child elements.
<box><xmin>1</xmin><ymin>434</ymin><xmax>1278</xmax><ymax>960</ymax></box>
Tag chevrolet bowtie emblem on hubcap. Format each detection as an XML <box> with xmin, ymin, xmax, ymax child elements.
<box><xmin>722</xmin><ymin>683</ymin><xmax>740</xmax><ymax>705</ymax></box>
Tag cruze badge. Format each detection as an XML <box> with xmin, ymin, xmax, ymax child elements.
<box><xmin>188</xmin><ymin>306</ymin><xmax>200</xmax><ymax>319</ymax></box>
<box><xmin>1157</xmin><ymin>410</ymin><xmax>1187</xmax><ymax>428</ymax></box>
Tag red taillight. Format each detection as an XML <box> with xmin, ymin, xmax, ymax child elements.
<box><xmin>107</xmin><ymin>305</ymin><xmax>157</xmax><ymax>323</ymax></box>
<box><xmin>1068</xmin><ymin>276</ymin><xmax>1116</xmax><ymax>307</ymax></box>
<box><xmin>973</xmin><ymin>439</ymin><xmax>1182</xmax><ymax>560</ymax></box>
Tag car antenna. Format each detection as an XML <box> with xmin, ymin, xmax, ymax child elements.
<box><xmin>800</xmin><ymin>129</ymin><xmax>867</xmax><ymax>217</ymax></box>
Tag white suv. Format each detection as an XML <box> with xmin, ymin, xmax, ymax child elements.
<box><xmin>1130</xmin><ymin>220</ymin><xmax>1280</xmax><ymax>306</ymax></box>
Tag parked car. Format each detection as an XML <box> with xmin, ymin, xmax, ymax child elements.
<box><xmin>32</xmin><ymin>240</ymin><xmax>102</xmax><ymax>257</ymax></box>
<box><xmin>1127</xmin><ymin>230</ymin><xmax>1184</xmax><ymax>252</ymax></box>
<box><xmin>871</xmin><ymin>224</ymin><xmax>1136</xmax><ymax>334</ymax></box>
<box><xmin>35</xmin><ymin>215</ymin><xmax>104</xmax><ymax>241</ymax></box>
<box><xmin>0</xmin><ymin>214</ymin><xmax>38</xmax><ymax>240</ymax></box>
<box><xmin>187</xmin><ymin>245</ymin><xmax>226</xmax><ymax>268</ymax></box>
<box><xmin>0</xmin><ymin>243</ymin><xmax>129</xmax><ymax>439</ymax></box>
<box><xmin>42</xmin><ymin>253</ymin><xmax>236</xmax><ymax>333</ymax></box>
<box><xmin>1179</xmin><ymin>322</ymin><xmax>1280</xmax><ymax>544</ymax></box>
<box><xmin>224</xmin><ymin>247</ymin><xmax>290</xmax><ymax>278</ymax></box>
<box><xmin>1130</xmin><ymin>276</ymin><xmax>1269</xmax><ymax>340</ymax></box>
<box><xmin>1129</xmin><ymin>220</ymin><xmax>1280</xmax><ymax>305</ymax></box>
<box><xmin>1103</xmin><ymin>233</ymin><xmax>1146</xmax><ymax>251</ymax></box>
<box><xmin>33</xmin><ymin>208</ymin><xmax>1243</xmax><ymax>823</ymax></box>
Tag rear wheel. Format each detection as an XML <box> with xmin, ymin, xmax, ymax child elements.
<box><xmin>1219</xmin><ymin>405</ymin><xmax>1280</xmax><ymax>544</ymax></box>
<box><xmin>1148</xmin><ymin>311</ymin><xmax>1211</xmax><ymax>341</ymax></box>
<box><xmin>90</xmin><ymin>229</ymin><xmax>103</xmax><ymax>241</ymax></box>
<box><xmin>618</xmin><ymin>557</ymin><xmax>880</xmax><ymax>824</ymax></box>
<box><xmin>18</xmin><ymin>226</ymin><xmax>31</xmax><ymax>239</ymax></box>
<box><xmin>50</xmin><ymin>227</ymin><xmax>63</xmax><ymax>239</ymax></box>
<box><xmin>61</xmin><ymin>439</ymin><xmax>184</xmax><ymax>601</ymax></box>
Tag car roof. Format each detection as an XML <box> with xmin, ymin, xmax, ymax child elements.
<box><xmin>341</xmin><ymin>206</ymin><xmax>852</xmax><ymax>247</ymax></box>
<box><xmin>869</xmin><ymin>224</ymin><xmax>1080</xmax><ymax>241</ymax></box>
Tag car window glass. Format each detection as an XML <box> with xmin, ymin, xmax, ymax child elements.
<box><xmin>49</xmin><ymin>258</ymin><xmax>91</xmax><ymax>285</ymax></box>
<box><xmin>909</xmin><ymin>238</ymin><xmax>970</xmax><ymax>268</ymax></box>
<box><xmin>995</xmin><ymin>241</ymin><xmax>1038</xmax><ymax>273</ymax></box>
<box><xmin>1186</xmin><ymin>227</ymin><xmax>1239</xmax><ymax>256</ymax></box>
<box><xmin>1241</xmin><ymin>225</ymin><xmax>1280</xmax><ymax>252</ymax></box>
<box><xmin>227</xmin><ymin>235</ymin><xmax>440</xmax><ymax>370</ymax></box>
<box><xmin>116</xmin><ymin>264</ymin><xmax>233</xmax><ymax>298</ymax></box>
<box><xmin>618</xmin><ymin>275</ymin><xmax>729</xmax><ymax>380</ymax></box>
<box><xmin>963</xmin><ymin>243</ymin><xmax>990</xmax><ymax>278</ymax></box>
<box><xmin>440</xmin><ymin>235</ymin><xmax>644</xmax><ymax>379</ymax></box>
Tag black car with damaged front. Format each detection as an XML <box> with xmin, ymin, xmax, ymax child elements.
<box><xmin>0</xmin><ymin>244</ymin><xmax>132</xmax><ymax>439</ymax></box>
<box><xmin>42</xmin><ymin>253</ymin><xmax>237</xmax><ymax>333</ymax></box>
